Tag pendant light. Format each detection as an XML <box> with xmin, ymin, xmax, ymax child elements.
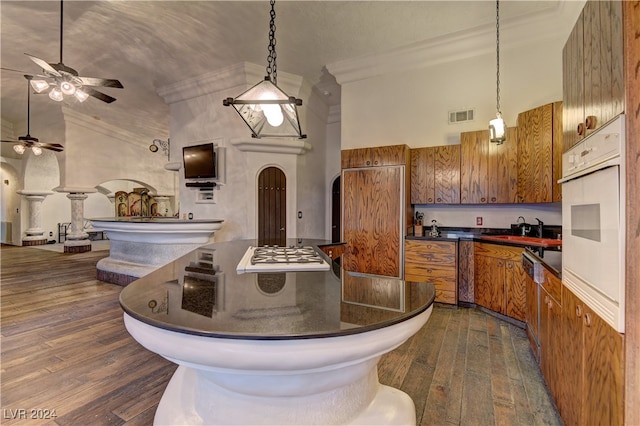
<box><xmin>223</xmin><ymin>0</ymin><xmax>306</xmax><ymax>139</ymax></box>
<box><xmin>489</xmin><ymin>0</ymin><xmax>506</xmax><ymax>144</ymax></box>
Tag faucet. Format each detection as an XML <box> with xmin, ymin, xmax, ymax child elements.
<box><xmin>516</xmin><ymin>216</ymin><xmax>529</xmax><ymax>236</ymax></box>
<box><xmin>429</xmin><ymin>219</ymin><xmax>440</xmax><ymax>237</ymax></box>
<box><xmin>535</xmin><ymin>218</ymin><xmax>544</xmax><ymax>238</ymax></box>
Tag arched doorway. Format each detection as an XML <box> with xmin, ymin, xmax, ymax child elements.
<box><xmin>258</xmin><ymin>167</ymin><xmax>286</xmax><ymax>246</ymax></box>
<box><xmin>331</xmin><ymin>175</ymin><xmax>341</xmax><ymax>243</ymax></box>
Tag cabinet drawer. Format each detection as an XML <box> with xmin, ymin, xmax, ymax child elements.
<box><xmin>405</xmin><ymin>240</ymin><xmax>456</xmax><ymax>261</ymax></box>
<box><xmin>474</xmin><ymin>242</ymin><xmax>523</xmax><ymax>262</ymax></box>
<box><xmin>541</xmin><ymin>268</ymin><xmax>561</xmax><ymax>303</ymax></box>
<box><xmin>405</xmin><ymin>273</ymin><xmax>456</xmax><ymax>304</ymax></box>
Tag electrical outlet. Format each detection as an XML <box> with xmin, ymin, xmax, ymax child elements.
<box><xmin>476</xmin><ymin>217</ymin><xmax>483</xmax><ymax>226</ymax></box>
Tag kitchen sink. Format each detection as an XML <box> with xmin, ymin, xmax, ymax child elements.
<box><xmin>479</xmin><ymin>235</ymin><xmax>562</xmax><ymax>247</ymax></box>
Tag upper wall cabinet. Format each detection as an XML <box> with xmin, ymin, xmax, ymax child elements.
<box><xmin>410</xmin><ymin>145</ymin><xmax>460</xmax><ymax>204</ymax></box>
<box><xmin>341</xmin><ymin>144</ymin><xmax>408</xmax><ymax>169</ymax></box>
<box><xmin>517</xmin><ymin>102</ymin><xmax>563</xmax><ymax>203</ymax></box>
<box><xmin>562</xmin><ymin>0</ymin><xmax>624</xmax><ymax>152</ymax></box>
<box><xmin>460</xmin><ymin>127</ymin><xmax>518</xmax><ymax>204</ymax></box>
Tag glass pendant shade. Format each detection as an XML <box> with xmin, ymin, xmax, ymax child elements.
<box><xmin>74</xmin><ymin>89</ymin><xmax>89</xmax><ymax>102</ymax></box>
<box><xmin>31</xmin><ymin>146</ymin><xmax>43</xmax><ymax>156</ymax></box>
<box><xmin>30</xmin><ymin>79</ymin><xmax>50</xmax><ymax>93</ymax></box>
<box><xmin>489</xmin><ymin>113</ymin><xmax>506</xmax><ymax>144</ymax></box>
<box><xmin>224</xmin><ymin>77</ymin><xmax>305</xmax><ymax>139</ymax></box>
<box><xmin>49</xmin><ymin>87</ymin><xmax>64</xmax><ymax>102</ymax></box>
<box><xmin>13</xmin><ymin>144</ymin><xmax>26</xmax><ymax>154</ymax></box>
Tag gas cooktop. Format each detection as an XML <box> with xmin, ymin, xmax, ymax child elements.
<box><xmin>236</xmin><ymin>245</ymin><xmax>331</xmax><ymax>273</ymax></box>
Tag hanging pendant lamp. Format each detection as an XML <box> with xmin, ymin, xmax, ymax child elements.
<box><xmin>489</xmin><ymin>0</ymin><xmax>506</xmax><ymax>144</ymax></box>
<box><xmin>223</xmin><ymin>0</ymin><xmax>306</xmax><ymax>139</ymax></box>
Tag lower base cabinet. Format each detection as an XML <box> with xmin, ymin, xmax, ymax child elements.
<box><xmin>474</xmin><ymin>243</ymin><xmax>527</xmax><ymax>321</ymax></box>
<box><xmin>560</xmin><ymin>286</ymin><xmax>624</xmax><ymax>426</ymax></box>
<box><xmin>539</xmin><ymin>269</ymin><xmax>562</xmax><ymax>409</ymax></box>
<box><xmin>404</xmin><ymin>239</ymin><xmax>457</xmax><ymax>304</ymax></box>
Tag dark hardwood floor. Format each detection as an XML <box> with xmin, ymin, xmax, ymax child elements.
<box><xmin>0</xmin><ymin>244</ymin><xmax>561</xmax><ymax>425</ymax></box>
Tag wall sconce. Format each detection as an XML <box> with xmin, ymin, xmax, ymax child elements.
<box><xmin>149</xmin><ymin>138</ymin><xmax>170</xmax><ymax>158</ymax></box>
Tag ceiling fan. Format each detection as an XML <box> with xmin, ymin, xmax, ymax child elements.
<box><xmin>24</xmin><ymin>0</ymin><xmax>123</xmax><ymax>104</ymax></box>
<box><xmin>0</xmin><ymin>75</ymin><xmax>64</xmax><ymax>155</ymax></box>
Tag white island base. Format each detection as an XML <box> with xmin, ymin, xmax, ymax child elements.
<box><xmin>123</xmin><ymin>307</ymin><xmax>432</xmax><ymax>426</ymax></box>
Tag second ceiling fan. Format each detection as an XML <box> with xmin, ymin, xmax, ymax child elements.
<box><xmin>26</xmin><ymin>0</ymin><xmax>123</xmax><ymax>104</ymax></box>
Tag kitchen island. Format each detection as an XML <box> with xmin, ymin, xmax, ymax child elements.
<box><xmin>90</xmin><ymin>217</ymin><xmax>224</xmax><ymax>285</ymax></box>
<box><xmin>119</xmin><ymin>239</ymin><xmax>435</xmax><ymax>425</ymax></box>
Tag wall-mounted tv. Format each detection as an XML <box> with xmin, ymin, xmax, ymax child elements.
<box><xmin>183</xmin><ymin>143</ymin><xmax>216</xmax><ymax>179</ymax></box>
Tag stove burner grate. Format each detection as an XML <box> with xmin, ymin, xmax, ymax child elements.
<box><xmin>251</xmin><ymin>245</ymin><xmax>324</xmax><ymax>265</ymax></box>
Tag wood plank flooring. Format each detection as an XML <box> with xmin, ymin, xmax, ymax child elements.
<box><xmin>0</xmin><ymin>244</ymin><xmax>561</xmax><ymax>425</ymax></box>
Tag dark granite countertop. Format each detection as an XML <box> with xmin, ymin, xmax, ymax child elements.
<box><xmin>120</xmin><ymin>239</ymin><xmax>436</xmax><ymax>340</ymax></box>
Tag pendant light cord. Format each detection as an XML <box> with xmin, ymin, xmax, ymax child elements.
<box><xmin>495</xmin><ymin>0</ymin><xmax>501</xmax><ymax>115</ymax></box>
<box><xmin>59</xmin><ymin>0</ymin><xmax>64</xmax><ymax>64</ymax></box>
<box><xmin>266</xmin><ymin>0</ymin><xmax>277</xmax><ymax>85</ymax></box>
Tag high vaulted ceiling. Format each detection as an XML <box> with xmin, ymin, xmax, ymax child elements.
<box><xmin>1</xmin><ymin>1</ymin><xmax>575</xmax><ymax>146</ymax></box>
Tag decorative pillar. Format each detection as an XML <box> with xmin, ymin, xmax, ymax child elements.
<box><xmin>17</xmin><ymin>190</ymin><xmax>53</xmax><ymax>246</ymax></box>
<box><xmin>154</xmin><ymin>196</ymin><xmax>171</xmax><ymax>217</ymax></box>
<box><xmin>64</xmin><ymin>192</ymin><xmax>91</xmax><ymax>253</ymax></box>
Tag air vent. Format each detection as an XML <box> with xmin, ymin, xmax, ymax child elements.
<box><xmin>448</xmin><ymin>109</ymin><xmax>475</xmax><ymax>124</ymax></box>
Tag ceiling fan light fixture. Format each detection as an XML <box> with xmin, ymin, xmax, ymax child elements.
<box><xmin>223</xmin><ymin>0</ymin><xmax>306</xmax><ymax>139</ymax></box>
<box><xmin>49</xmin><ymin>87</ymin><xmax>64</xmax><ymax>102</ymax></box>
<box><xmin>74</xmin><ymin>88</ymin><xmax>89</xmax><ymax>102</ymax></box>
<box><xmin>60</xmin><ymin>80</ymin><xmax>76</xmax><ymax>96</ymax></box>
<box><xmin>13</xmin><ymin>144</ymin><xmax>26</xmax><ymax>155</ymax></box>
<box><xmin>30</xmin><ymin>79</ymin><xmax>50</xmax><ymax>93</ymax></box>
<box><xmin>31</xmin><ymin>146</ymin><xmax>43</xmax><ymax>156</ymax></box>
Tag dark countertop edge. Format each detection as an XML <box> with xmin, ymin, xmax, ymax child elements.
<box><xmin>119</xmin><ymin>283</ymin><xmax>436</xmax><ymax>341</ymax></box>
<box><xmin>90</xmin><ymin>217</ymin><xmax>224</xmax><ymax>223</ymax></box>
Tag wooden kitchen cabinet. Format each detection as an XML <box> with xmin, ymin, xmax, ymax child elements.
<box><xmin>404</xmin><ymin>239</ymin><xmax>457</xmax><ymax>304</ymax></box>
<box><xmin>539</xmin><ymin>268</ymin><xmax>563</xmax><ymax>411</ymax></box>
<box><xmin>474</xmin><ymin>242</ymin><xmax>527</xmax><ymax>321</ymax></box>
<box><xmin>525</xmin><ymin>272</ymin><xmax>540</xmax><ymax>362</ymax></box>
<box><xmin>341</xmin><ymin>145</ymin><xmax>411</xmax><ymax>278</ymax></box>
<box><xmin>460</xmin><ymin>127</ymin><xmax>517</xmax><ymax>204</ymax></box>
<box><xmin>341</xmin><ymin>144</ymin><xmax>408</xmax><ymax>169</ymax></box>
<box><xmin>516</xmin><ymin>101</ymin><xmax>563</xmax><ymax>203</ymax></box>
<box><xmin>410</xmin><ymin>145</ymin><xmax>460</xmax><ymax>204</ymax></box>
<box><xmin>562</xmin><ymin>0</ymin><xmax>624</xmax><ymax>151</ymax></box>
<box><xmin>560</xmin><ymin>286</ymin><xmax>624</xmax><ymax>426</ymax></box>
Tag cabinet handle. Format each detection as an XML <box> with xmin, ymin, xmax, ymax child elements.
<box><xmin>491</xmin><ymin>197</ymin><xmax>497</xmax><ymax>202</ymax></box>
<box><xmin>427</xmin><ymin>268</ymin><xmax>433</xmax><ymax>273</ymax></box>
<box><xmin>576</xmin><ymin>305</ymin><xmax>583</xmax><ymax>318</ymax></box>
<box><xmin>577</xmin><ymin>122</ymin><xmax>585</xmax><ymax>136</ymax></box>
<box><xmin>507</xmin><ymin>262</ymin><xmax>513</xmax><ymax>269</ymax></box>
<box><xmin>366</xmin><ymin>160</ymin><xmax>371</xmax><ymax>166</ymax></box>
<box><xmin>428</xmin><ymin>198</ymin><xmax>433</xmax><ymax>202</ymax></box>
<box><xmin>436</xmin><ymin>198</ymin><xmax>442</xmax><ymax>202</ymax></box>
<box><xmin>585</xmin><ymin>115</ymin><xmax>597</xmax><ymax>130</ymax></box>
<box><xmin>374</xmin><ymin>160</ymin><xmax>379</xmax><ymax>165</ymax></box>
<box><xmin>584</xmin><ymin>313</ymin><xmax>592</xmax><ymax>327</ymax></box>
<box><xmin>481</xmin><ymin>197</ymin><xmax>486</xmax><ymax>202</ymax></box>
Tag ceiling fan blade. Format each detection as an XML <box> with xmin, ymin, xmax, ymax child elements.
<box><xmin>25</xmin><ymin>53</ymin><xmax>62</xmax><ymax>77</ymax></box>
<box><xmin>38</xmin><ymin>143</ymin><xmax>64</xmax><ymax>152</ymax></box>
<box><xmin>83</xmin><ymin>87</ymin><xmax>117</xmax><ymax>103</ymax></box>
<box><xmin>78</xmin><ymin>77</ymin><xmax>123</xmax><ymax>89</ymax></box>
<box><xmin>0</xmin><ymin>67</ymin><xmax>51</xmax><ymax>80</ymax></box>
<box><xmin>1</xmin><ymin>139</ymin><xmax>20</xmax><ymax>143</ymax></box>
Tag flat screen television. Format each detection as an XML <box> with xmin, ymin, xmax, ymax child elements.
<box><xmin>183</xmin><ymin>143</ymin><xmax>216</xmax><ymax>179</ymax></box>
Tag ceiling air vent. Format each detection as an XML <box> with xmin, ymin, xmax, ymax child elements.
<box><xmin>448</xmin><ymin>109</ymin><xmax>475</xmax><ymax>124</ymax></box>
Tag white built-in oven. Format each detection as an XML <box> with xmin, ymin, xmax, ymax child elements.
<box><xmin>559</xmin><ymin>115</ymin><xmax>625</xmax><ymax>333</ymax></box>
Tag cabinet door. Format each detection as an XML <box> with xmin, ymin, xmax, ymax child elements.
<box><xmin>563</xmin><ymin>14</ymin><xmax>585</xmax><ymax>151</ymax></box>
<box><xmin>582</xmin><ymin>300</ymin><xmax>624</xmax><ymax>426</ymax></box>
<box><xmin>342</xmin><ymin>167</ymin><xmax>403</xmax><ymax>277</ymax></box>
<box><xmin>341</xmin><ymin>145</ymin><xmax>408</xmax><ymax>168</ymax></box>
<box><xmin>583</xmin><ymin>0</ymin><xmax>624</xmax><ymax>137</ymax></box>
<box><xmin>505</xmin><ymin>260</ymin><xmax>527</xmax><ymax>322</ymax></box>
<box><xmin>488</xmin><ymin>127</ymin><xmax>518</xmax><ymax>203</ymax></box>
<box><xmin>474</xmin><ymin>255</ymin><xmax>505</xmax><ymax>314</ymax></box>
<box><xmin>517</xmin><ymin>103</ymin><xmax>554</xmax><ymax>203</ymax></box>
<box><xmin>525</xmin><ymin>273</ymin><xmax>539</xmax><ymax>359</ymax></box>
<box><xmin>540</xmin><ymin>288</ymin><xmax>563</xmax><ymax>410</ymax></box>
<box><xmin>434</xmin><ymin>145</ymin><xmax>460</xmax><ymax>204</ymax></box>
<box><xmin>410</xmin><ymin>147</ymin><xmax>435</xmax><ymax>204</ymax></box>
<box><xmin>460</xmin><ymin>130</ymin><xmax>488</xmax><ymax>204</ymax></box>
<box><xmin>561</xmin><ymin>287</ymin><xmax>584</xmax><ymax>426</ymax></box>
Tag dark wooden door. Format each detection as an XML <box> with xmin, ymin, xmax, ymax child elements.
<box><xmin>258</xmin><ymin>167</ymin><xmax>286</xmax><ymax>246</ymax></box>
<box><xmin>331</xmin><ymin>176</ymin><xmax>341</xmax><ymax>242</ymax></box>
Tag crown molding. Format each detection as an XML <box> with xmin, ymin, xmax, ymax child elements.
<box><xmin>61</xmin><ymin>107</ymin><xmax>145</xmax><ymax>144</ymax></box>
<box><xmin>231</xmin><ymin>138</ymin><xmax>311</xmax><ymax>155</ymax></box>
<box><xmin>327</xmin><ymin>1</ymin><xmax>584</xmax><ymax>85</ymax></box>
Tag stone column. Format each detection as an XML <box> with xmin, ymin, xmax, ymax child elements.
<box><xmin>64</xmin><ymin>192</ymin><xmax>91</xmax><ymax>253</ymax></box>
<box><xmin>17</xmin><ymin>190</ymin><xmax>53</xmax><ymax>246</ymax></box>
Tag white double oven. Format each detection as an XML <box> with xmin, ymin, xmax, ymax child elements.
<box><xmin>560</xmin><ymin>115</ymin><xmax>625</xmax><ymax>333</ymax></box>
